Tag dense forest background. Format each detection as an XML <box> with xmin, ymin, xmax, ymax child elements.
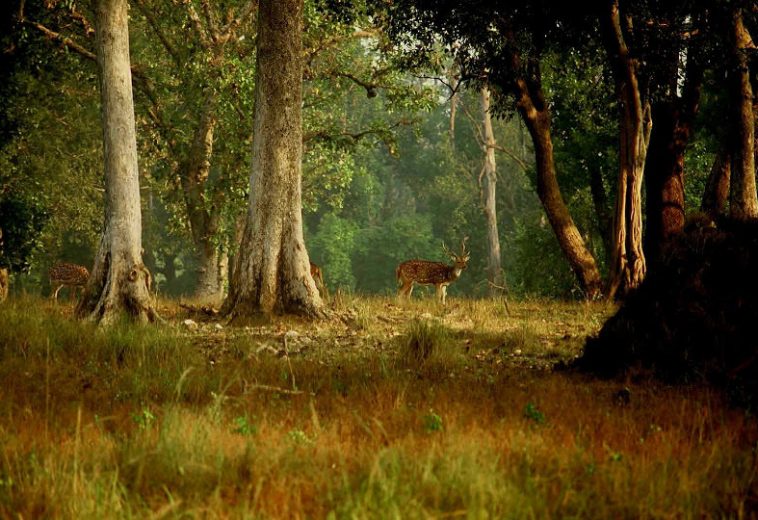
<box><xmin>0</xmin><ymin>0</ymin><xmax>750</xmax><ymax>300</ymax></box>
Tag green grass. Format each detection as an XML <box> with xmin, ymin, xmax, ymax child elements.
<box><xmin>0</xmin><ymin>294</ymin><xmax>755</xmax><ymax>518</ymax></box>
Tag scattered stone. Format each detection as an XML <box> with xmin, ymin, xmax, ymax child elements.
<box><xmin>214</xmin><ymin>323</ymin><xmax>224</xmax><ymax>331</ymax></box>
<box><xmin>183</xmin><ymin>318</ymin><xmax>198</xmax><ymax>330</ymax></box>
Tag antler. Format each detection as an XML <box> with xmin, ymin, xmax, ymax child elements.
<box><xmin>460</xmin><ymin>236</ymin><xmax>469</xmax><ymax>255</ymax></box>
<box><xmin>442</xmin><ymin>241</ymin><xmax>454</xmax><ymax>258</ymax></box>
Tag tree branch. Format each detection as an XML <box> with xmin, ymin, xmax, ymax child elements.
<box><xmin>134</xmin><ymin>0</ymin><xmax>182</xmax><ymax>67</ymax></box>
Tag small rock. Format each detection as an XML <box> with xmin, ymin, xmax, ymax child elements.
<box><xmin>256</xmin><ymin>344</ymin><xmax>279</xmax><ymax>355</ymax></box>
<box><xmin>183</xmin><ymin>319</ymin><xmax>198</xmax><ymax>330</ymax></box>
<box><xmin>513</xmin><ymin>348</ymin><xmax>522</xmax><ymax>356</ymax></box>
<box><xmin>214</xmin><ymin>323</ymin><xmax>224</xmax><ymax>331</ymax></box>
<box><xmin>420</xmin><ymin>312</ymin><xmax>433</xmax><ymax>320</ymax></box>
<box><xmin>285</xmin><ymin>330</ymin><xmax>300</xmax><ymax>339</ymax></box>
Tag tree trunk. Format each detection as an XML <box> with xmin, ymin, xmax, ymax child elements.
<box><xmin>644</xmin><ymin>104</ymin><xmax>686</xmax><ymax>262</ymax></box>
<box><xmin>178</xmin><ymin>92</ymin><xmax>227</xmax><ymax>302</ymax></box>
<box><xmin>589</xmin><ymin>166</ymin><xmax>613</xmax><ymax>264</ymax></box>
<box><xmin>701</xmin><ymin>147</ymin><xmax>732</xmax><ymax>219</ymax></box>
<box><xmin>602</xmin><ymin>0</ymin><xmax>652</xmax><ymax>298</ymax></box>
<box><xmin>222</xmin><ymin>0</ymin><xmax>322</xmax><ymax>320</ymax></box>
<box><xmin>448</xmin><ymin>65</ymin><xmax>458</xmax><ymax>145</ymax></box>
<box><xmin>480</xmin><ymin>86</ymin><xmax>504</xmax><ymax>295</ymax></box>
<box><xmin>77</xmin><ymin>0</ymin><xmax>156</xmax><ymax>324</ymax></box>
<box><xmin>0</xmin><ymin>267</ymin><xmax>8</xmax><ymax>303</ymax></box>
<box><xmin>729</xmin><ymin>7</ymin><xmax>757</xmax><ymax>220</ymax></box>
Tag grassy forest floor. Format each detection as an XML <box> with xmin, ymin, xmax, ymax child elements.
<box><xmin>0</xmin><ymin>294</ymin><xmax>756</xmax><ymax>518</ymax></box>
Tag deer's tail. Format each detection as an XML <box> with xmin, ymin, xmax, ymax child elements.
<box><xmin>395</xmin><ymin>264</ymin><xmax>402</xmax><ymax>286</ymax></box>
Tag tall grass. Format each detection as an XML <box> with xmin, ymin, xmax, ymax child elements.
<box><xmin>0</xmin><ymin>295</ymin><xmax>755</xmax><ymax>518</ymax></box>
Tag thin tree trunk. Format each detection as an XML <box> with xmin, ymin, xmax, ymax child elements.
<box><xmin>179</xmin><ymin>92</ymin><xmax>227</xmax><ymax>302</ymax></box>
<box><xmin>77</xmin><ymin>0</ymin><xmax>156</xmax><ymax>324</ymax></box>
<box><xmin>589</xmin><ymin>166</ymin><xmax>613</xmax><ymax>264</ymax></box>
<box><xmin>500</xmin><ymin>27</ymin><xmax>602</xmax><ymax>299</ymax></box>
<box><xmin>729</xmin><ymin>7</ymin><xmax>757</xmax><ymax>220</ymax></box>
<box><xmin>0</xmin><ymin>267</ymin><xmax>7</xmax><ymax>303</ymax></box>
<box><xmin>222</xmin><ymin>0</ymin><xmax>322</xmax><ymax>320</ymax></box>
<box><xmin>602</xmin><ymin>0</ymin><xmax>652</xmax><ymax>298</ymax></box>
<box><xmin>701</xmin><ymin>147</ymin><xmax>731</xmax><ymax>219</ymax></box>
<box><xmin>480</xmin><ymin>85</ymin><xmax>504</xmax><ymax>295</ymax></box>
<box><xmin>448</xmin><ymin>65</ymin><xmax>458</xmax><ymax>145</ymax></box>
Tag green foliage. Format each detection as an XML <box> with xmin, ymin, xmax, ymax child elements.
<box><xmin>523</xmin><ymin>402</ymin><xmax>546</xmax><ymax>425</ymax></box>
<box><xmin>0</xmin><ymin>191</ymin><xmax>48</xmax><ymax>272</ymax></box>
<box><xmin>423</xmin><ymin>410</ymin><xmax>444</xmax><ymax>432</ymax></box>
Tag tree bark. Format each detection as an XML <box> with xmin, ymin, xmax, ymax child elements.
<box><xmin>602</xmin><ymin>0</ymin><xmax>652</xmax><ymax>299</ymax></box>
<box><xmin>497</xmin><ymin>24</ymin><xmax>602</xmax><ymax>299</ymax></box>
<box><xmin>589</xmin><ymin>166</ymin><xmax>613</xmax><ymax>264</ymax></box>
<box><xmin>729</xmin><ymin>6</ymin><xmax>758</xmax><ymax>220</ymax></box>
<box><xmin>77</xmin><ymin>0</ymin><xmax>157</xmax><ymax>324</ymax></box>
<box><xmin>480</xmin><ymin>86</ymin><xmax>504</xmax><ymax>295</ymax></box>
<box><xmin>644</xmin><ymin>33</ymin><xmax>703</xmax><ymax>263</ymax></box>
<box><xmin>701</xmin><ymin>147</ymin><xmax>732</xmax><ymax>219</ymax></box>
<box><xmin>0</xmin><ymin>268</ymin><xmax>8</xmax><ymax>303</ymax></box>
<box><xmin>222</xmin><ymin>0</ymin><xmax>322</xmax><ymax>320</ymax></box>
<box><xmin>644</xmin><ymin>105</ymin><xmax>686</xmax><ymax>261</ymax></box>
<box><xmin>179</xmin><ymin>92</ymin><xmax>226</xmax><ymax>302</ymax></box>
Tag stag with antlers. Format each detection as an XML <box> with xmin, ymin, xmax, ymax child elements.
<box><xmin>396</xmin><ymin>238</ymin><xmax>470</xmax><ymax>305</ymax></box>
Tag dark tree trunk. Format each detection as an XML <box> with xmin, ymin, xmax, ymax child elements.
<box><xmin>222</xmin><ymin>0</ymin><xmax>322</xmax><ymax>319</ymax></box>
<box><xmin>77</xmin><ymin>0</ymin><xmax>156</xmax><ymax>324</ymax></box>
<box><xmin>701</xmin><ymin>147</ymin><xmax>732</xmax><ymax>219</ymax></box>
<box><xmin>645</xmin><ymin>31</ymin><xmax>702</xmax><ymax>262</ymax></box>
<box><xmin>589</xmin><ymin>166</ymin><xmax>613</xmax><ymax>264</ymax></box>
<box><xmin>644</xmin><ymin>104</ymin><xmax>686</xmax><ymax>262</ymax></box>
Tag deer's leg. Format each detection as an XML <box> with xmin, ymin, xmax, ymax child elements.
<box><xmin>69</xmin><ymin>285</ymin><xmax>77</xmax><ymax>302</ymax></box>
<box><xmin>52</xmin><ymin>285</ymin><xmax>63</xmax><ymax>301</ymax></box>
<box><xmin>441</xmin><ymin>285</ymin><xmax>448</xmax><ymax>305</ymax></box>
<box><xmin>398</xmin><ymin>280</ymin><xmax>413</xmax><ymax>299</ymax></box>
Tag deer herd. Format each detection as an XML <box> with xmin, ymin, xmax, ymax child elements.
<box><xmin>48</xmin><ymin>238</ymin><xmax>471</xmax><ymax>305</ymax></box>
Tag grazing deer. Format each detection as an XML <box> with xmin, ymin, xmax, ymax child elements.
<box><xmin>49</xmin><ymin>262</ymin><xmax>89</xmax><ymax>302</ymax></box>
<box><xmin>310</xmin><ymin>261</ymin><xmax>328</xmax><ymax>299</ymax></box>
<box><xmin>396</xmin><ymin>238</ymin><xmax>470</xmax><ymax>305</ymax></box>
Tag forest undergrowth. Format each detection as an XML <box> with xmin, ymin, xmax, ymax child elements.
<box><xmin>0</xmin><ymin>294</ymin><xmax>756</xmax><ymax>518</ymax></box>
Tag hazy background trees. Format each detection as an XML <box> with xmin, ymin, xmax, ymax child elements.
<box><xmin>0</xmin><ymin>0</ymin><xmax>753</xmax><ymax>301</ymax></box>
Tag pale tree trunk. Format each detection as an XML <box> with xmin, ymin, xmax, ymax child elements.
<box><xmin>77</xmin><ymin>0</ymin><xmax>156</xmax><ymax>324</ymax></box>
<box><xmin>179</xmin><ymin>92</ymin><xmax>225</xmax><ymax>302</ymax></box>
<box><xmin>729</xmin><ymin>7</ymin><xmax>757</xmax><ymax>220</ymax></box>
<box><xmin>701</xmin><ymin>146</ymin><xmax>731</xmax><ymax>219</ymax></box>
<box><xmin>602</xmin><ymin>0</ymin><xmax>652</xmax><ymax>299</ymax></box>
<box><xmin>480</xmin><ymin>86</ymin><xmax>504</xmax><ymax>295</ymax></box>
<box><xmin>448</xmin><ymin>65</ymin><xmax>458</xmax><ymax>145</ymax></box>
<box><xmin>222</xmin><ymin>0</ymin><xmax>322</xmax><ymax>320</ymax></box>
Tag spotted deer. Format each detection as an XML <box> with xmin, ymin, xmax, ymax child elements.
<box><xmin>396</xmin><ymin>238</ymin><xmax>470</xmax><ymax>305</ymax></box>
<box><xmin>310</xmin><ymin>261</ymin><xmax>328</xmax><ymax>299</ymax></box>
<box><xmin>49</xmin><ymin>262</ymin><xmax>89</xmax><ymax>301</ymax></box>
